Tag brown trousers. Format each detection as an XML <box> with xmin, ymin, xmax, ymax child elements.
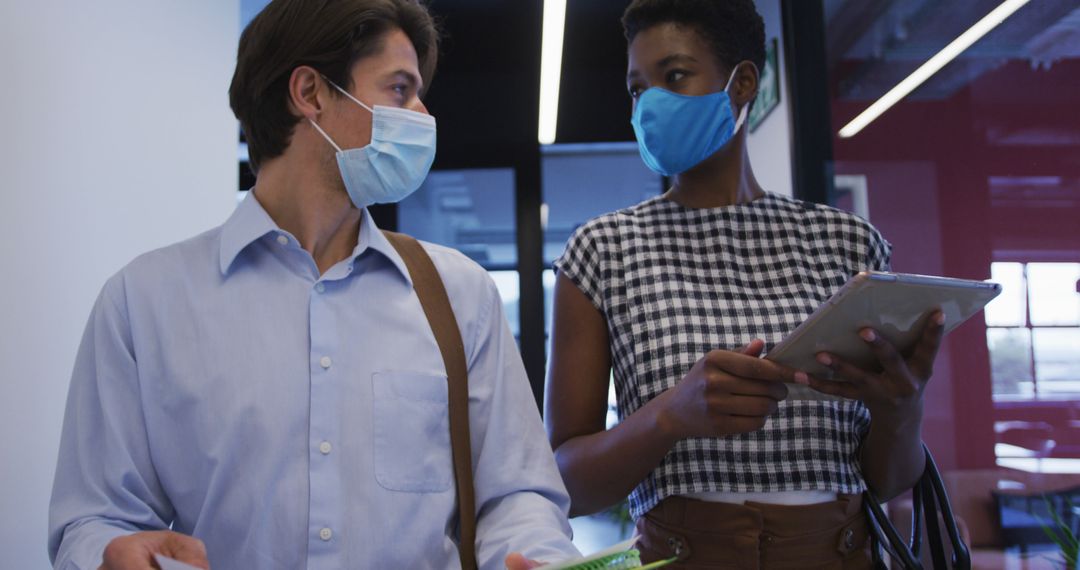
<box><xmin>636</xmin><ymin>495</ymin><xmax>874</xmax><ymax>569</ymax></box>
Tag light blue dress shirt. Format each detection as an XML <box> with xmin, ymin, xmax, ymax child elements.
<box><xmin>49</xmin><ymin>192</ymin><xmax>578</xmax><ymax>570</ymax></box>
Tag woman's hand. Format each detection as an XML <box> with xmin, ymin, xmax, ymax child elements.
<box><xmin>802</xmin><ymin>309</ymin><xmax>945</xmax><ymax>499</ymax></box>
<box><xmin>655</xmin><ymin>339</ymin><xmax>793</xmax><ymax>442</ymax></box>
<box><xmin>801</xmin><ymin>309</ymin><xmax>945</xmax><ymax>420</ymax></box>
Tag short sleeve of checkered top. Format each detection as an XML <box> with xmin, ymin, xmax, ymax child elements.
<box><xmin>554</xmin><ymin>193</ymin><xmax>895</xmax><ymax>519</ymax></box>
<box><xmin>554</xmin><ymin>215</ymin><xmax>616</xmax><ymax>312</ymax></box>
<box><xmin>865</xmin><ymin>222</ymin><xmax>892</xmax><ymax>272</ymax></box>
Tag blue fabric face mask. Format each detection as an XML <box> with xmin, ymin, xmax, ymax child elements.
<box><xmin>309</xmin><ymin>78</ymin><xmax>436</xmax><ymax>209</ymax></box>
<box><xmin>630</xmin><ymin>65</ymin><xmax>748</xmax><ymax>177</ymax></box>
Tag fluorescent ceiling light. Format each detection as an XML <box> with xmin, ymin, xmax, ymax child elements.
<box><xmin>838</xmin><ymin>0</ymin><xmax>1030</xmax><ymax>138</ymax></box>
<box><xmin>538</xmin><ymin>0</ymin><xmax>567</xmax><ymax>144</ymax></box>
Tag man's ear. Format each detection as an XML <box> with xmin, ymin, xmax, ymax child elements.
<box><xmin>287</xmin><ymin>66</ymin><xmax>327</xmax><ymax>121</ymax></box>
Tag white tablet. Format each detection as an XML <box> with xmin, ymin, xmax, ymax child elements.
<box><xmin>765</xmin><ymin>271</ymin><xmax>1001</xmax><ymax>381</ymax></box>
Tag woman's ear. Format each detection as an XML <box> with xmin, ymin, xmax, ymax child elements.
<box><xmin>731</xmin><ymin>61</ymin><xmax>760</xmax><ymax>108</ymax></box>
<box><xmin>286</xmin><ymin>65</ymin><xmax>326</xmax><ymax>121</ymax></box>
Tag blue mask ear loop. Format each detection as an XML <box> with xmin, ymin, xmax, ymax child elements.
<box><xmin>724</xmin><ymin>63</ymin><xmax>752</xmax><ymax>134</ymax></box>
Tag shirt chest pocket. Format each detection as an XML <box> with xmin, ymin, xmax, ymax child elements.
<box><xmin>372</xmin><ymin>371</ymin><xmax>453</xmax><ymax>493</ymax></box>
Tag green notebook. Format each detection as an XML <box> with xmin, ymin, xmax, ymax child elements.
<box><xmin>537</xmin><ymin>537</ymin><xmax>677</xmax><ymax>570</ymax></box>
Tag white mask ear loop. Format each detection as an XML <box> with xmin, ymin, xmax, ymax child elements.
<box><xmin>733</xmin><ymin>97</ymin><xmax>750</xmax><ymax>134</ymax></box>
<box><xmin>322</xmin><ymin>75</ymin><xmax>375</xmax><ymax>113</ymax></box>
<box><xmin>724</xmin><ymin>63</ymin><xmax>753</xmax><ymax>134</ymax></box>
<box><xmin>723</xmin><ymin>64</ymin><xmax>741</xmax><ymax>92</ymax></box>
<box><xmin>307</xmin><ymin>75</ymin><xmax>377</xmax><ymax>153</ymax></box>
<box><xmin>308</xmin><ymin>119</ymin><xmax>343</xmax><ymax>153</ymax></box>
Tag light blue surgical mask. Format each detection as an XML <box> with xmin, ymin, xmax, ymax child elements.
<box><xmin>309</xmin><ymin>78</ymin><xmax>436</xmax><ymax>209</ymax></box>
<box><xmin>631</xmin><ymin>65</ymin><xmax>749</xmax><ymax>177</ymax></box>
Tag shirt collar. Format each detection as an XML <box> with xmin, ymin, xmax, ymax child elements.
<box><xmin>219</xmin><ymin>191</ymin><xmax>279</xmax><ymax>275</ymax></box>
<box><xmin>355</xmin><ymin>207</ymin><xmax>413</xmax><ymax>286</ymax></box>
<box><xmin>219</xmin><ymin>191</ymin><xmax>412</xmax><ymax>286</ymax></box>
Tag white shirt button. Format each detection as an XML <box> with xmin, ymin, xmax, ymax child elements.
<box><xmin>319</xmin><ymin>441</ymin><xmax>332</xmax><ymax>455</ymax></box>
<box><xmin>276</xmin><ymin>234</ymin><xmax>289</xmax><ymax>246</ymax></box>
<box><xmin>315</xmin><ymin>282</ymin><xmax>326</xmax><ymax>294</ymax></box>
<box><xmin>319</xmin><ymin>527</ymin><xmax>332</xmax><ymax>541</ymax></box>
<box><xmin>319</xmin><ymin>356</ymin><xmax>332</xmax><ymax>369</ymax></box>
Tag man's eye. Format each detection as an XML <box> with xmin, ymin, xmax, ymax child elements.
<box><xmin>628</xmin><ymin>85</ymin><xmax>643</xmax><ymax>99</ymax></box>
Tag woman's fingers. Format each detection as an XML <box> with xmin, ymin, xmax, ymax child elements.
<box><xmin>738</xmin><ymin>338</ymin><xmax>766</xmax><ymax>357</ymax></box>
<box><xmin>814</xmin><ymin>352</ymin><xmax>873</xmax><ymax>387</ymax></box>
<box><xmin>908</xmin><ymin>310</ymin><xmax>945</xmax><ymax>379</ymax></box>
<box><xmin>804</xmin><ymin>375</ymin><xmax>861</xmax><ymax>400</ymax></box>
<box><xmin>858</xmin><ymin>328</ymin><xmax>909</xmax><ymax>380</ymax></box>
<box><xmin>705</xmin><ymin>349</ymin><xmax>797</xmax><ymax>383</ymax></box>
<box><xmin>706</xmin><ymin>372</ymin><xmax>789</xmax><ymax>400</ymax></box>
<box><xmin>798</xmin><ymin>315</ymin><xmax>945</xmax><ymax>404</ymax></box>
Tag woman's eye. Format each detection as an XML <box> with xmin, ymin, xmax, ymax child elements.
<box><xmin>392</xmin><ymin>84</ymin><xmax>408</xmax><ymax>96</ymax></box>
<box><xmin>628</xmin><ymin>85</ymin><xmax>643</xmax><ymax>99</ymax></box>
<box><xmin>666</xmin><ymin>70</ymin><xmax>687</xmax><ymax>84</ymax></box>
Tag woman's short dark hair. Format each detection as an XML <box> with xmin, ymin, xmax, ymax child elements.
<box><xmin>622</xmin><ymin>0</ymin><xmax>766</xmax><ymax>76</ymax></box>
<box><xmin>229</xmin><ymin>0</ymin><xmax>439</xmax><ymax>171</ymax></box>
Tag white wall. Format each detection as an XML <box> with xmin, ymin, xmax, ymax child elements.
<box><xmin>748</xmin><ymin>0</ymin><xmax>795</xmax><ymax>198</ymax></box>
<box><xmin>0</xmin><ymin>2</ymin><xmax>239</xmax><ymax>568</ymax></box>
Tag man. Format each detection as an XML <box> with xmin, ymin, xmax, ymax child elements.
<box><xmin>48</xmin><ymin>1</ymin><xmax>578</xmax><ymax>568</ymax></box>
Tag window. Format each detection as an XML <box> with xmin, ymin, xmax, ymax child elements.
<box><xmin>541</xmin><ymin>142</ymin><xmax>663</xmax><ymax>429</ymax></box>
<box><xmin>825</xmin><ymin>0</ymin><xmax>1080</xmax><ymax>468</ymax></box>
<box><xmin>986</xmin><ymin>262</ymin><xmax>1080</xmax><ymax>400</ymax></box>
<box><xmin>541</xmin><ymin>142</ymin><xmax>662</xmax><ymax>344</ymax></box>
<box><xmin>397</xmin><ymin>168</ymin><xmax>522</xmax><ymax>338</ymax></box>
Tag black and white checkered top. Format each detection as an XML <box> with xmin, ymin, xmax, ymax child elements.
<box><xmin>554</xmin><ymin>192</ymin><xmax>892</xmax><ymax>519</ymax></box>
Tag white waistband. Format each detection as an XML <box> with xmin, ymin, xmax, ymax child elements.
<box><xmin>680</xmin><ymin>490</ymin><xmax>840</xmax><ymax>506</ymax></box>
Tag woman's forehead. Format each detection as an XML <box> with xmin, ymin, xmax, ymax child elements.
<box><xmin>628</xmin><ymin>23</ymin><xmax>719</xmax><ymax>71</ymax></box>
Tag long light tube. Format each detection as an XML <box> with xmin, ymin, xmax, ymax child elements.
<box><xmin>538</xmin><ymin>0</ymin><xmax>567</xmax><ymax>144</ymax></box>
<box><xmin>838</xmin><ymin>0</ymin><xmax>1030</xmax><ymax>138</ymax></box>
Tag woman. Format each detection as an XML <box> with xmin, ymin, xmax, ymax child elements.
<box><xmin>545</xmin><ymin>1</ymin><xmax>944</xmax><ymax>567</ymax></box>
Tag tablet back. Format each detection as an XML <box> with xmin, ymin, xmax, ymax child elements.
<box><xmin>765</xmin><ymin>272</ymin><xmax>1002</xmax><ymax>386</ymax></box>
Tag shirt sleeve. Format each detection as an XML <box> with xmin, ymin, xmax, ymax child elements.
<box><xmin>466</xmin><ymin>277</ymin><xmax>580</xmax><ymax>569</ymax></box>
<box><xmin>553</xmin><ymin>218</ymin><xmax>609</xmax><ymax>312</ymax></box>
<box><xmin>49</xmin><ymin>273</ymin><xmax>174</xmax><ymax>570</ymax></box>
<box><xmin>864</xmin><ymin>224</ymin><xmax>893</xmax><ymax>272</ymax></box>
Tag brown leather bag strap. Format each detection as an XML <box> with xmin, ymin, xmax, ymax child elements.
<box><xmin>382</xmin><ymin>230</ymin><xmax>477</xmax><ymax>570</ymax></box>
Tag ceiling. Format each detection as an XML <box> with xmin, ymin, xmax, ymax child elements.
<box><xmin>825</xmin><ymin>0</ymin><xmax>1080</xmax><ymax>101</ymax></box>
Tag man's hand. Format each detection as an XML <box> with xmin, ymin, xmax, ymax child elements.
<box><xmin>505</xmin><ymin>552</ymin><xmax>544</xmax><ymax>569</ymax></box>
<box><xmin>99</xmin><ymin>530</ymin><xmax>209</xmax><ymax>570</ymax></box>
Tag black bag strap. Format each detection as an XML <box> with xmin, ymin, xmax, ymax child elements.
<box><xmin>382</xmin><ymin>230</ymin><xmax>478</xmax><ymax>570</ymax></box>
<box><xmin>864</xmin><ymin>445</ymin><xmax>971</xmax><ymax>570</ymax></box>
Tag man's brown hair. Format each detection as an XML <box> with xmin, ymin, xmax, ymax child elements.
<box><xmin>229</xmin><ymin>0</ymin><xmax>439</xmax><ymax>172</ymax></box>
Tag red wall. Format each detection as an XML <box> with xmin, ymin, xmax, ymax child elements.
<box><xmin>829</xmin><ymin>59</ymin><xmax>1080</xmax><ymax>471</ymax></box>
